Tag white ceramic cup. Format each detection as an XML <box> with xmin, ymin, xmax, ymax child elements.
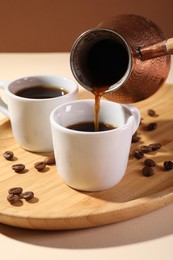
<box><xmin>0</xmin><ymin>75</ymin><xmax>78</xmax><ymax>152</ymax></box>
<box><xmin>50</xmin><ymin>99</ymin><xmax>140</xmax><ymax>191</ymax></box>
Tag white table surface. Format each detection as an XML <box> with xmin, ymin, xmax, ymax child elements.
<box><xmin>0</xmin><ymin>53</ymin><xmax>173</xmax><ymax>260</ymax></box>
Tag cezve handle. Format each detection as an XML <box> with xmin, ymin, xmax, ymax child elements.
<box><xmin>166</xmin><ymin>38</ymin><xmax>173</xmax><ymax>54</ymax></box>
<box><xmin>138</xmin><ymin>37</ymin><xmax>173</xmax><ymax>61</ymax></box>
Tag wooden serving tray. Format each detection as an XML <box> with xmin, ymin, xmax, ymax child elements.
<box><xmin>0</xmin><ymin>84</ymin><xmax>173</xmax><ymax>230</ymax></box>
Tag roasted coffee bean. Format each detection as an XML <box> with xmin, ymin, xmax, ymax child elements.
<box><xmin>21</xmin><ymin>191</ymin><xmax>34</xmax><ymax>201</ymax></box>
<box><xmin>8</xmin><ymin>187</ymin><xmax>23</xmax><ymax>195</ymax></box>
<box><xmin>144</xmin><ymin>159</ymin><xmax>156</xmax><ymax>167</ymax></box>
<box><xmin>133</xmin><ymin>150</ymin><xmax>144</xmax><ymax>159</ymax></box>
<box><xmin>142</xmin><ymin>166</ymin><xmax>154</xmax><ymax>177</ymax></box>
<box><xmin>7</xmin><ymin>194</ymin><xmax>19</xmax><ymax>204</ymax></box>
<box><xmin>3</xmin><ymin>151</ymin><xmax>14</xmax><ymax>160</ymax></box>
<box><xmin>12</xmin><ymin>164</ymin><xmax>25</xmax><ymax>173</ymax></box>
<box><xmin>149</xmin><ymin>143</ymin><xmax>161</xmax><ymax>151</ymax></box>
<box><xmin>140</xmin><ymin>145</ymin><xmax>152</xmax><ymax>153</ymax></box>
<box><xmin>132</xmin><ymin>132</ymin><xmax>140</xmax><ymax>143</ymax></box>
<box><xmin>34</xmin><ymin>161</ymin><xmax>46</xmax><ymax>171</ymax></box>
<box><xmin>147</xmin><ymin>109</ymin><xmax>157</xmax><ymax>117</ymax></box>
<box><xmin>44</xmin><ymin>156</ymin><xmax>56</xmax><ymax>165</ymax></box>
<box><xmin>147</xmin><ymin>122</ymin><xmax>157</xmax><ymax>131</ymax></box>
<box><xmin>163</xmin><ymin>161</ymin><xmax>173</xmax><ymax>171</ymax></box>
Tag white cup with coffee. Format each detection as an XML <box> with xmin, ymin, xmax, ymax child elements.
<box><xmin>50</xmin><ymin>99</ymin><xmax>140</xmax><ymax>191</ymax></box>
<box><xmin>0</xmin><ymin>75</ymin><xmax>78</xmax><ymax>152</ymax></box>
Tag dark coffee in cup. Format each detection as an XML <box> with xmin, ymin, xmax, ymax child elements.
<box><xmin>67</xmin><ymin>121</ymin><xmax>116</xmax><ymax>132</ymax></box>
<box><xmin>15</xmin><ymin>85</ymin><xmax>68</xmax><ymax>99</ymax></box>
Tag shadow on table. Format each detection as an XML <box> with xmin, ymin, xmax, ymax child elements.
<box><xmin>0</xmin><ymin>202</ymin><xmax>173</xmax><ymax>249</ymax></box>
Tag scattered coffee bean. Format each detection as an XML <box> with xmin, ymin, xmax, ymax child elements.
<box><xmin>142</xmin><ymin>166</ymin><xmax>154</xmax><ymax>177</ymax></box>
<box><xmin>144</xmin><ymin>159</ymin><xmax>156</xmax><ymax>167</ymax></box>
<box><xmin>7</xmin><ymin>187</ymin><xmax>35</xmax><ymax>204</ymax></box>
<box><xmin>133</xmin><ymin>150</ymin><xmax>144</xmax><ymax>159</ymax></box>
<box><xmin>132</xmin><ymin>132</ymin><xmax>140</xmax><ymax>143</ymax></box>
<box><xmin>149</xmin><ymin>143</ymin><xmax>161</xmax><ymax>151</ymax></box>
<box><xmin>139</xmin><ymin>119</ymin><xmax>143</xmax><ymax>125</ymax></box>
<box><xmin>147</xmin><ymin>109</ymin><xmax>157</xmax><ymax>117</ymax></box>
<box><xmin>44</xmin><ymin>156</ymin><xmax>56</xmax><ymax>165</ymax></box>
<box><xmin>34</xmin><ymin>161</ymin><xmax>46</xmax><ymax>171</ymax></box>
<box><xmin>163</xmin><ymin>161</ymin><xmax>173</xmax><ymax>171</ymax></box>
<box><xmin>3</xmin><ymin>151</ymin><xmax>14</xmax><ymax>160</ymax></box>
<box><xmin>140</xmin><ymin>145</ymin><xmax>152</xmax><ymax>153</ymax></box>
<box><xmin>21</xmin><ymin>191</ymin><xmax>34</xmax><ymax>201</ymax></box>
<box><xmin>7</xmin><ymin>194</ymin><xmax>19</xmax><ymax>204</ymax></box>
<box><xmin>147</xmin><ymin>122</ymin><xmax>157</xmax><ymax>131</ymax></box>
<box><xmin>8</xmin><ymin>187</ymin><xmax>23</xmax><ymax>195</ymax></box>
<box><xmin>12</xmin><ymin>164</ymin><xmax>25</xmax><ymax>173</ymax></box>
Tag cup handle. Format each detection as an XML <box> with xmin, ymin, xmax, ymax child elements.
<box><xmin>124</xmin><ymin>104</ymin><xmax>141</xmax><ymax>134</ymax></box>
<box><xmin>0</xmin><ymin>80</ymin><xmax>10</xmax><ymax>118</ymax></box>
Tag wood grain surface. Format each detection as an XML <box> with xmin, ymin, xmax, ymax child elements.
<box><xmin>0</xmin><ymin>84</ymin><xmax>173</xmax><ymax>230</ymax></box>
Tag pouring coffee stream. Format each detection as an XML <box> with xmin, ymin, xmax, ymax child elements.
<box><xmin>70</xmin><ymin>14</ymin><xmax>173</xmax><ymax>104</ymax></box>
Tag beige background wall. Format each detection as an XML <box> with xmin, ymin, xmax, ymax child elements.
<box><xmin>0</xmin><ymin>0</ymin><xmax>172</xmax><ymax>52</ymax></box>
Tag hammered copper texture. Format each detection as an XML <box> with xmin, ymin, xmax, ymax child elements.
<box><xmin>98</xmin><ymin>14</ymin><xmax>171</xmax><ymax>103</ymax></box>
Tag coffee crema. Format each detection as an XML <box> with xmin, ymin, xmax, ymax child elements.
<box><xmin>67</xmin><ymin>121</ymin><xmax>116</xmax><ymax>132</ymax></box>
<box><xmin>15</xmin><ymin>85</ymin><xmax>68</xmax><ymax>99</ymax></box>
